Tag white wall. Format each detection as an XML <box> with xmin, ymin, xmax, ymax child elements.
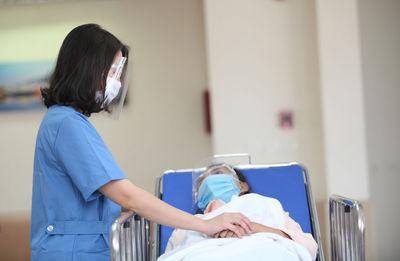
<box><xmin>359</xmin><ymin>0</ymin><xmax>400</xmax><ymax>260</ymax></box>
<box><xmin>0</xmin><ymin>0</ymin><xmax>212</xmax><ymax>213</ymax></box>
<box><xmin>315</xmin><ymin>0</ymin><xmax>369</xmax><ymax>200</ymax></box>
<box><xmin>203</xmin><ymin>0</ymin><xmax>326</xmax><ymax>200</ymax></box>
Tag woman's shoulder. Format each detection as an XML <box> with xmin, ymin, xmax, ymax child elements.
<box><xmin>47</xmin><ymin>105</ymin><xmax>87</xmax><ymax>120</ymax></box>
<box><xmin>38</xmin><ymin>105</ymin><xmax>93</xmax><ymax>139</ymax></box>
<box><xmin>43</xmin><ymin>105</ymin><xmax>90</xmax><ymax>128</ymax></box>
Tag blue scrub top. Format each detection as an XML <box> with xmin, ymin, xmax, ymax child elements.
<box><xmin>31</xmin><ymin>105</ymin><xmax>127</xmax><ymax>261</ymax></box>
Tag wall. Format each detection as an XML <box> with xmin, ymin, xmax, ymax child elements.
<box><xmin>315</xmin><ymin>0</ymin><xmax>373</xmax><ymax>258</ymax></box>
<box><xmin>203</xmin><ymin>0</ymin><xmax>326</xmax><ymax>201</ymax></box>
<box><xmin>0</xmin><ymin>0</ymin><xmax>212</xmax><ymax>213</ymax></box>
<box><xmin>315</xmin><ymin>0</ymin><xmax>369</xmax><ymax>200</ymax></box>
<box><xmin>359</xmin><ymin>0</ymin><xmax>400</xmax><ymax>260</ymax></box>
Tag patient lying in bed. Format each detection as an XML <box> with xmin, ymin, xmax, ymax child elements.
<box><xmin>157</xmin><ymin>164</ymin><xmax>318</xmax><ymax>261</ymax></box>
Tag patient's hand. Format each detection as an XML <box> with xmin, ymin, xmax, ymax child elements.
<box><xmin>213</xmin><ymin>224</ymin><xmax>247</xmax><ymax>238</ymax></box>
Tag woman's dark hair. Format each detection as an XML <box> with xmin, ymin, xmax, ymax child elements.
<box><xmin>41</xmin><ymin>23</ymin><xmax>129</xmax><ymax>116</ymax></box>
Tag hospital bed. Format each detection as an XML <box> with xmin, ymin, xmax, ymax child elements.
<box><xmin>110</xmin><ymin>156</ymin><xmax>365</xmax><ymax>261</ymax></box>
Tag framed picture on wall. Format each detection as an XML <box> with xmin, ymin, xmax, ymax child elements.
<box><xmin>0</xmin><ymin>60</ymin><xmax>54</xmax><ymax>111</ymax></box>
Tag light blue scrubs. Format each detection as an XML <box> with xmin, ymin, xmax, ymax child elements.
<box><xmin>31</xmin><ymin>105</ymin><xmax>127</xmax><ymax>261</ymax></box>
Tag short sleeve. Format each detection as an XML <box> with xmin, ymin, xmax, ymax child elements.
<box><xmin>54</xmin><ymin>115</ymin><xmax>126</xmax><ymax>202</ymax></box>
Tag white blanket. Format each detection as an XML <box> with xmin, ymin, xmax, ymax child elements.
<box><xmin>157</xmin><ymin>193</ymin><xmax>312</xmax><ymax>261</ymax></box>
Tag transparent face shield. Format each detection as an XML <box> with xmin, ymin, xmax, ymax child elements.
<box><xmin>192</xmin><ymin>163</ymin><xmax>240</xmax><ymax>209</ymax></box>
<box><xmin>104</xmin><ymin>56</ymin><xmax>132</xmax><ymax>119</ymax></box>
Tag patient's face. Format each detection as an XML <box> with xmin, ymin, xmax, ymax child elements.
<box><xmin>198</xmin><ymin>166</ymin><xmax>248</xmax><ymax>194</ymax></box>
<box><xmin>196</xmin><ymin>166</ymin><xmax>250</xmax><ymax>211</ymax></box>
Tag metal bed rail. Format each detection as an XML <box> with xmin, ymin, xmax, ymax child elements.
<box><xmin>110</xmin><ymin>211</ymin><xmax>151</xmax><ymax>261</ymax></box>
<box><xmin>329</xmin><ymin>194</ymin><xmax>365</xmax><ymax>261</ymax></box>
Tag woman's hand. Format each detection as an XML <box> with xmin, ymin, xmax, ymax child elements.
<box><xmin>203</xmin><ymin>212</ymin><xmax>253</xmax><ymax>238</ymax></box>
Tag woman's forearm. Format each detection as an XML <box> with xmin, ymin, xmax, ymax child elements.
<box><xmin>99</xmin><ymin>179</ymin><xmax>208</xmax><ymax>233</ymax></box>
<box><xmin>127</xmin><ymin>183</ymin><xmax>208</xmax><ymax>232</ymax></box>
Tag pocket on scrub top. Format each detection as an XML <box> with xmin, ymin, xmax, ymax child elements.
<box><xmin>40</xmin><ymin>234</ymin><xmax>75</xmax><ymax>251</ymax></box>
<box><xmin>74</xmin><ymin>234</ymin><xmax>109</xmax><ymax>253</ymax></box>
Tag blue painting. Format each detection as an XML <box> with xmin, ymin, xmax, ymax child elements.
<box><xmin>0</xmin><ymin>61</ymin><xmax>54</xmax><ymax>111</ymax></box>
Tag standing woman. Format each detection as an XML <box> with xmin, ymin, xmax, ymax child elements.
<box><xmin>30</xmin><ymin>24</ymin><xmax>252</xmax><ymax>261</ymax></box>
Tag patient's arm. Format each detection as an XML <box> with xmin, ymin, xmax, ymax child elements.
<box><xmin>252</xmin><ymin>222</ymin><xmax>291</xmax><ymax>238</ymax></box>
<box><xmin>281</xmin><ymin>212</ymin><xmax>318</xmax><ymax>261</ymax></box>
<box><xmin>214</xmin><ymin>222</ymin><xmax>289</xmax><ymax>239</ymax></box>
<box><xmin>215</xmin><ymin>214</ymin><xmax>317</xmax><ymax>261</ymax></box>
